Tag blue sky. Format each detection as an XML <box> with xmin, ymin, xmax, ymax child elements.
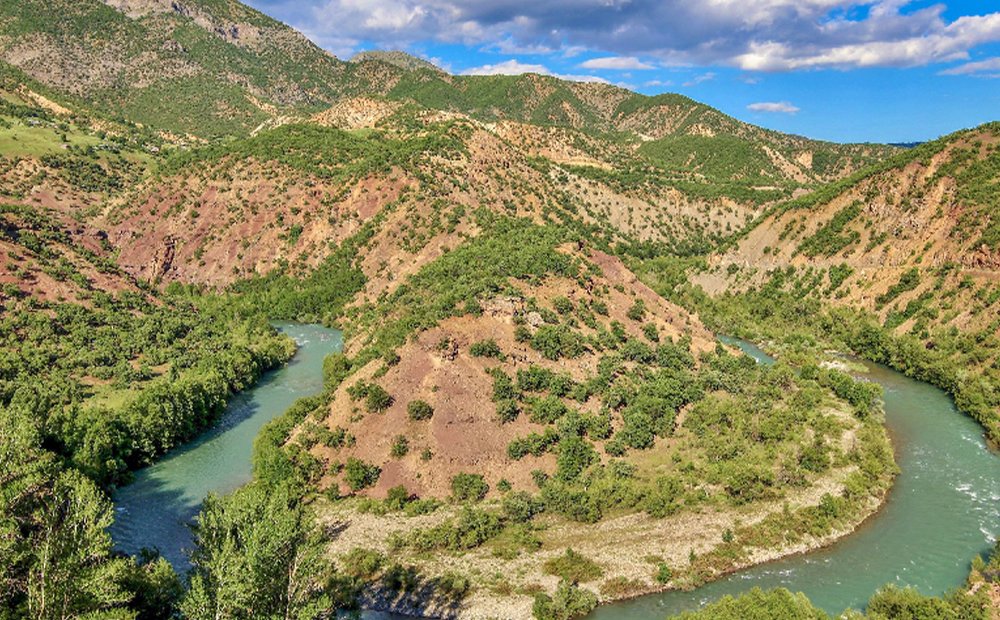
<box><xmin>245</xmin><ymin>0</ymin><xmax>1000</xmax><ymax>144</ymax></box>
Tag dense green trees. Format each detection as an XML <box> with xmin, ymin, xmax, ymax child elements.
<box><xmin>1</xmin><ymin>409</ymin><xmax>176</xmax><ymax>619</ymax></box>
<box><xmin>1</xmin><ymin>291</ymin><xmax>295</xmax><ymax>486</ymax></box>
<box><xmin>182</xmin><ymin>482</ymin><xmax>341</xmax><ymax>619</ymax></box>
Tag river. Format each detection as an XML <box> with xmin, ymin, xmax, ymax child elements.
<box><xmin>110</xmin><ymin>322</ymin><xmax>343</xmax><ymax>569</ymax></box>
<box><xmin>110</xmin><ymin>328</ymin><xmax>999</xmax><ymax>617</ymax></box>
<box><xmin>589</xmin><ymin>338</ymin><xmax>1000</xmax><ymax>617</ymax></box>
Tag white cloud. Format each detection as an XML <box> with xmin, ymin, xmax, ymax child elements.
<box><xmin>733</xmin><ymin>12</ymin><xmax>1000</xmax><ymax>70</ymax></box>
<box><xmin>940</xmin><ymin>56</ymin><xmax>1000</xmax><ymax>77</ymax></box>
<box><xmin>644</xmin><ymin>79</ymin><xmax>674</xmax><ymax>87</ymax></box>
<box><xmin>462</xmin><ymin>59</ymin><xmax>609</xmax><ymax>83</ymax></box>
<box><xmin>683</xmin><ymin>72</ymin><xmax>716</xmax><ymax>87</ymax></box>
<box><xmin>748</xmin><ymin>101</ymin><xmax>801</xmax><ymax>113</ymax></box>
<box><xmin>289</xmin><ymin>0</ymin><xmax>1000</xmax><ymax>72</ymax></box>
<box><xmin>579</xmin><ymin>56</ymin><xmax>655</xmax><ymax>70</ymax></box>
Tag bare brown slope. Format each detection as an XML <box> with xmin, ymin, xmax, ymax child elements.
<box><xmin>105</xmin><ymin>111</ymin><xmax>769</xmax><ymax>289</ymax></box>
<box><xmin>310</xmin><ymin>248</ymin><xmax>715</xmax><ymax>499</ymax></box>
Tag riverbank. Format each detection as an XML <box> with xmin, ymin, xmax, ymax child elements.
<box><xmin>111</xmin><ymin>323</ymin><xmax>344</xmax><ymax>568</ymax></box>
<box><xmin>323</xmin><ymin>456</ymin><xmax>890</xmax><ymax>619</ymax></box>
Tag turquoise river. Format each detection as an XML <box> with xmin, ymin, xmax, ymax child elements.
<box><xmin>111</xmin><ymin>327</ymin><xmax>999</xmax><ymax>617</ymax></box>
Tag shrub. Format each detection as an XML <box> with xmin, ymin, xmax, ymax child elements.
<box><xmin>496</xmin><ymin>398</ymin><xmax>520</xmax><ymax>423</ymax></box>
<box><xmin>654</xmin><ymin>563</ymin><xmax>672</xmax><ymax>584</ymax></box>
<box><xmin>722</xmin><ymin>464</ymin><xmax>775</xmax><ymax>504</ymax></box>
<box><xmin>553</xmin><ymin>296</ymin><xmax>574</xmax><ymax>314</ymax></box>
<box><xmin>599</xmin><ymin>577</ymin><xmax>646</xmax><ymax>598</ymax></box>
<box><xmin>365</xmin><ymin>384</ymin><xmax>393</xmax><ymax>413</ymax></box>
<box><xmin>532</xmin><ymin>325</ymin><xmax>587</xmax><ymax>361</ymax></box>
<box><xmin>542</xmin><ymin>549</ymin><xmax>603</xmax><ymax>583</ymax></box>
<box><xmin>451</xmin><ymin>473</ymin><xmax>489</xmax><ymax>502</ymax></box>
<box><xmin>491</xmin><ymin>369</ymin><xmax>518</xmax><ymax>401</ymax></box>
<box><xmin>645</xmin><ymin>475</ymin><xmax>683</xmax><ymax>518</ymax></box>
<box><xmin>390</xmin><ymin>435</ymin><xmax>409</xmax><ymax>458</ymax></box>
<box><xmin>385</xmin><ymin>485</ymin><xmax>412</xmax><ymax>510</ymax></box>
<box><xmin>508</xmin><ymin>428</ymin><xmax>560</xmax><ymax>459</ymax></box>
<box><xmin>470</xmin><ymin>339</ymin><xmax>503</xmax><ymax>358</ymax></box>
<box><xmin>515</xmin><ymin>325</ymin><xmax>533</xmax><ymax>342</ymax></box>
<box><xmin>555</xmin><ymin>437</ymin><xmax>597</xmax><ymax>482</ymax></box>
<box><xmin>344</xmin><ymin>458</ymin><xmax>381</xmax><ymax>491</ymax></box>
<box><xmin>627</xmin><ymin>299</ymin><xmax>646</xmax><ymax>321</ymax></box>
<box><xmin>407</xmin><ymin>400</ymin><xmax>434</xmax><ymax>421</ymax></box>
<box><xmin>518</xmin><ymin>365</ymin><xmax>555</xmax><ymax>392</ymax></box>
<box><xmin>532</xmin><ymin>581</ymin><xmax>598</xmax><ymax>620</ymax></box>
<box><xmin>502</xmin><ymin>490</ymin><xmax>544</xmax><ymax>523</ymax></box>
<box><xmin>531</xmin><ymin>396</ymin><xmax>570</xmax><ymax>424</ymax></box>
<box><xmin>341</xmin><ymin>547</ymin><xmax>385</xmax><ymax>579</ymax></box>
<box><xmin>642</xmin><ymin>323</ymin><xmax>660</xmax><ymax>342</ymax></box>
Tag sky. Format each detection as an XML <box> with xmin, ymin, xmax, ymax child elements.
<box><xmin>243</xmin><ymin>0</ymin><xmax>1000</xmax><ymax>144</ymax></box>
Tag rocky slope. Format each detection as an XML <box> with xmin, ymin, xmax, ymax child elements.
<box><xmin>0</xmin><ymin>0</ymin><xmax>358</xmax><ymax>137</ymax></box>
<box><xmin>697</xmin><ymin>123</ymin><xmax>1000</xmax><ymax>340</ymax></box>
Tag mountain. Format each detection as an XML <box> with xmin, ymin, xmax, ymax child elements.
<box><xmin>699</xmin><ymin>123</ymin><xmax>1000</xmax><ymax>335</ymax></box>
<box><xmin>351</xmin><ymin>50</ymin><xmax>445</xmax><ymax>73</ymax></box>
<box><xmin>6</xmin><ymin>1</ymin><xmax>990</xmax><ymax>619</ymax></box>
<box><xmin>0</xmin><ymin>0</ymin><xmax>896</xmax><ymax>182</ymax></box>
<box><xmin>693</xmin><ymin>123</ymin><xmax>1000</xmax><ymax>442</ymax></box>
<box><xmin>0</xmin><ymin>0</ymin><xmax>360</xmax><ymax>137</ymax></box>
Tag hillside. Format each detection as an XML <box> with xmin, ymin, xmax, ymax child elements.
<box><xmin>0</xmin><ymin>0</ymin><xmax>359</xmax><ymax>137</ymax></box>
<box><xmin>698</xmin><ymin>124</ymin><xmax>1000</xmax><ymax>341</ymax></box>
<box><xmin>690</xmin><ymin>123</ymin><xmax>1000</xmax><ymax>440</ymax></box>
<box><xmin>268</xmin><ymin>215</ymin><xmax>894</xmax><ymax>617</ymax></box>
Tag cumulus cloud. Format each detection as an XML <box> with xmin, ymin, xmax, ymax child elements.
<box><xmin>747</xmin><ymin>101</ymin><xmax>801</xmax><ymax>113</ymax></box>
<box><xmin>462</xmin><ymin>59</ymin><xmax>608</xmax><ymax>83</ymax></box>
<box><xmin>940</xmin><ymin>56</ymin><xmax>1000</xmax><ymax>77</ymax></box>
<box><xmin>579</xmin><ymin>56</ymin><xmax>655</xmax><ymax>70</ymax></box>
<box><xmin>263</xmin><ymin>0</ymin><xmax>1000</xmax><ymax>72</ymax></box>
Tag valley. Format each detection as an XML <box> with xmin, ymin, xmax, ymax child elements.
<box><xmin>0</xmin><ymin>1</ymin><xmax>998</xmax><ymax>620</ymax></box>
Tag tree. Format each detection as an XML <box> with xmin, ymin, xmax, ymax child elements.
<box><xmin>181</xmin><ymin>483</ymin><xmax>341</xmax><ymax>620</ymax></box>
<box><xmin>28</xmin><ymin>470</ymin><xmax>134</xmax><ymax>620</ymax></box>
<box><xmin>2</xmin><ymin>410</ymin><xmax>135</xmax><ymax>620</ymax></box>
